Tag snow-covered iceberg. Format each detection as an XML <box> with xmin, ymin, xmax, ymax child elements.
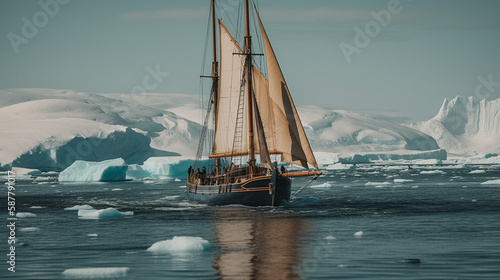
<box><xmin>0</xmin><ymin>88</ymin><xmax>200</xmax><ymax>172</ymax></box>
<box><xmin>58</xmin><ymin>158</ymin><xmax>128</xmax><ymax>182</ymax></box>
<box><xmin>412</xmin><ymin>96</ymin><xmax>500</xmax><ymax>155</ymax></box>
<box><xmin>299</xmin><ymin>106</ymin><xmax>440</xmax><ymax>153</ymax></box>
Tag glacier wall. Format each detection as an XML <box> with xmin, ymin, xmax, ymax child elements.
<box><xmin>412</xmin><ymin>96</ymin><xmax>500</xmax><ymax>155</ymax></box>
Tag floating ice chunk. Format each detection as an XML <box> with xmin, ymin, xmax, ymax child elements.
<box><xmin>59</xmin><ymin>158</ymin><xmax>128</xmax><ymax>182</ymax></box>
<box><xmin>311</xmin><ymin>182</ymin><xmax>332</xmax><ymax>188</ymax></box>
<box><xmin>61</xmin><ymin>267</ymin><xmax>129</xmax><ymax>279</ymax></box>
<box><xmin>481</xmin><ymin>179</ymin><xmax>500</xmax><ymax>185</ymax></box>
<box><xmin>365</xmin><ymin>182</ymin><xmax>391</xmax><ymax>186</ymax></box>
<box><xmin>420</xmin><ymin>170</ymin><xmax>446</xmax><ymax>175</ymax></box>
<box><xmin>469</xmin><ymin>170</ymin><xmax>486</xmax><ymax>174</ymax></box>
<box><xmin>161</xmin><ymin>195</ymin><xmax>180</xmax><ymax>200</ymax></box>
<box><xmin>142</xmin><ymin>157</ymin><xmax>212</xmax><ymax>180</ymax></box>
<box><xmin>78</xmin><ymin>208</ymin><xmax>133</xmax><ymax>219</ymax></box>
<box><xmin>325</xmin><ymin>163</ymin><xmax>356</xmax><ymax>170</ymax></box>
<box><xmin>16</xmin><ymin>212</ymin><xmax>36</xmax><ymax>218</ymax></box>
<box><xmin>394</xmin><ymin>179</ymin><xmax>414</xmax><ymax>183</ymax></box>
<box><xmin>111</xmin><ymin>188</ymin><xmax>123</xmax><ymax>191</ymax></box>
<box><xmin>20</xmin><ymin>227</ymin><xmax>40</xmax><ymax>232</ymax></box>
<box><xmin>414</xmin><ymin>159</ymin><xmax>442</xmax><ymax>165</ymax></box>
<box><xmin>147</xmin><ymin>236</ymin><xmax>211</xmax><ymax>254</ymax></box>
<box><xmin>87</xmin><ymin>233</ymin><xmax>98</xmax><ymax>237</ymax></box>
<box><xmin>324</xmin><ymin>236</ymin><xmax>336</xmax><ymax>240</ymax></box>
<box><xmin>411</xmin><ymin>186</ymin><xmax>419</xmax><ymax>189</ymax></box>
<box><xmin>65</xmin><ymin>205</ymin><xmax>94</xmax><ymax>211</ymax></box>
<box><xmin>175</xmin><ymin>178</ymin><xmax>181</xmax><ymax>182</ymax></box>
<box><xmin>29</xmin><ymin>206</ymin><xmax>45</xmax><ymax>209</ymax></box>
<box><xmin>354</xmin><ymin>231</ymin><xmax>363</xmax><ymax>237</ymax></box>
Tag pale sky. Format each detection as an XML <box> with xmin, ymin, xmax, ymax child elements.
<box><xmin>1</xmin><ymin>0</ymin><xmax>499</xmax><ymax>121</ymax></box>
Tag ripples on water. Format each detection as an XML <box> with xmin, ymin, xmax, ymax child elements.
<box><xmin>1</xmin><ymin>164</ymin><xmax>500</xmax><ymax>279</ymax></box>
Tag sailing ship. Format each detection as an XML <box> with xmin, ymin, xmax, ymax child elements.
<box><xmin>186</xmin><ymin>0</ymin><xmax>321</xmax><ymax>206</ymax></box>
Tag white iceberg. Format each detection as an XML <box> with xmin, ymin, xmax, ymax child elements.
<box><xmin>141</xmin><ymin>156</ymin><xmax>213</xmax><ymax>180</ymax></box>
<box><xmin>481</xmin><ymin>179</ymin><xmax>500</xmax><ymax>185</ymax></box>
<box><xmin>59</xmin><ymin>158</ymin><xmax>128</xmax><ymax>182</ymax></box>
<box><xmin>420</xmin><ymin>170</ymin><xmax>446</xmax><ymax>175</ymax></box>
<box><xmin>16</xmin><ymin>212</ymin><xmax>36</xmax><ymax>218</ymax></box>
<box><xmin>310</xmin><ymin>182</ymin><xmax>333</xmax><ymax>188</ymax></box>
<box><xmin>412</xmin><ymin>96</ymin><xmax>500</xmax><ymax>155</ymax></box>
<box><xmin>61</xmin><ymin>267</ymin><xmax>129</xmax><ymax>279</ymax></box>
<box><xmin>394</xmin><ymin>179</ymin><xmax>414</xmax><ymax>183</ymax></box>
<box><xmin>78</xmin><ymin>208</ymin><xmax>133</xmax><ymax>219</ymax></box>
<box><xmin>65</xmin><ymin>205</ymin><xmax>94</xmax><ymax>211</ymax></box>
<box><xmin>147</xmin><ymin>236</ymin><xmax>211</xmax><ymax>254</ymax></box>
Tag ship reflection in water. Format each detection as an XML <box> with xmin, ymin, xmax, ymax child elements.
<box><xmin>212</xmin><ymin>208</ymin><xmax>311</xmax><ymax>280</ymax></box>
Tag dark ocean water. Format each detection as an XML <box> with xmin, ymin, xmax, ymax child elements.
<box><xmin>1</xmin><ymin>164</ymin><xmax>500</xmax><ymax>279</ymax></box>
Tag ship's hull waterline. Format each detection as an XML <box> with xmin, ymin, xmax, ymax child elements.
<box><xmin>186</xmin><ymin>175</ymin><xmax>291</xmax><ymax>206</ymax></box>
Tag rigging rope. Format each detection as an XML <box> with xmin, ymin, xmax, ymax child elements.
<box><xmin>290</xmin><ymin>174</ymin><xmax>320</xmax><ymax>200</ymax></box>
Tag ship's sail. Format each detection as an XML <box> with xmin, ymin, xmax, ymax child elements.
<box><xmin>212</xmin><ymin>11</ymin><xmax>318</xmax><ymax>170</ymax></box>
<box><xmin>255</xmin><ymin>12</ymin><xmax>318</xmax><ymax>169</ymax></box>
<box><xmin>213</xmin><ymin>21</ymin><xmax>249</xmax><ymax>155</ymax></box>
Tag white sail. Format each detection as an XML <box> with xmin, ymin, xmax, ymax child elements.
<box><xmin>213</xmin><ymin>21</ymin><xmax>249</xmax><ymax>155</ymax></box>
<box><xmin>256</xmin><ymin>12</ymin><xmax>318</xmax><ymax>169</ymax></box>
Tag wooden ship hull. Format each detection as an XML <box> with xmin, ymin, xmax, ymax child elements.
<box><xmin>186</xmin><ymin>173</ymin><xmax>291</xmax><ymax>206</ymax></box>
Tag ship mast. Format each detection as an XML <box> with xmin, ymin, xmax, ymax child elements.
<box><xmin>245</xmin><ymin>0</ymin><xmax>256</xmax><ymax>175</ymax></box>
<box><xmin>211</xmin><ymin>0</ymin><xmax>221</xmax><ymax>175</ymax></box>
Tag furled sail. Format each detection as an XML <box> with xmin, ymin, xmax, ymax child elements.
<box><xmin>255</xmin><ymin>12</ymin><xmax>318</xmax><ymax>169</ymax></box>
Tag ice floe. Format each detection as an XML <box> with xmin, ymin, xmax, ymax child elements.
<box><xmin>394</xmin><ymin>179</ymin><xmax>414</xmax><ymax>183</ymax></box>
<box><xmin>64</xmin><ymin>205</ymin><xmax>94</xmax><ymax>211</ymax></box>
<box><xmin>481</xmin><ymin>179</ymin><xmax>500</xmax><ymax>185</ymax></box>
<box><xmin>354</xmin><ymin>231</ymin><xmax>363</xmax><ymax>237</ymax></box>
<box><xmin>310</xmin><ymin>182</ymin><xmax>332</xmax><ymax>188</ymax></box>
<box><xmin>20</xmin><ymin>227</ymin><xmax>40</xmax><ymax>232</ymax></box>
<box><xmin>16</xmin><ymin>212</ymin><xmax>36</xmax><ymax>218</ymax></box>
<box><xmin>78</xmin><ymin>207</ymin><xmax>133</xmax><ymax>219</ymax></box>
<box><xmin>61</xmin><ymin>267</ymin><xmax>129</xmax><ymax>279</ymax></box>
<box><xmin>420</xmin><ymin>170</ymin><xmax>446</xmax><ymax>175</ymax></box>
<box><xmin>147</xmin><ymin>236</ymin><xmax>211</xmax><ymax>254</ymax></box>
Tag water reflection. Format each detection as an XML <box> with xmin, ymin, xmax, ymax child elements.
<box><xmin>212</xmin><ymin>208</ymin><xmax>311</xmax><ymax>280</ymax></box>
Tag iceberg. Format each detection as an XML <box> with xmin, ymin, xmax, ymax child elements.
<box><xmin>147</xmin><ymin>236</ymin><xmax>211</xmax><ymax>254</ymax></box>
<box><xmin>0</xmin><ymin>88</ymin><xmax>200</xmax><ymax>172</ymax></box>
<box><xmin>481</xmin><ymin>179</ymin><xmax>500</xmax><ymax>185</ymax></box>
<box><xmin>77</xmin><ymin>207</ymin><xmax>133</xmax><ymax>219</ymax></box>
<box><xmin>16</xmin><ymin>212</ymin><xmax>37</xmax><ymax>218</ymax></box>
<box><xmin>64</xmin><ymin>205</ymin><xmax>94</xmax><ymax>211</ymax></box>
<box><xmin>61</xmin><ymin>267</ymin><xmax>129</xmax><ymax>279</ymax></box>
<box><xmin>141</xmin><ymin>157</ymin><xmax>213</xmax><ymax>180</ymax></box>
<box><xmin>58</xmin><ymin>158</ymin><xmax>128</xmax><ymax>182</ymax></box>
<box><xmin>412</xmin><ymin>96</ymin><xmax>500</xmax><ymax>155</ymax></box>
